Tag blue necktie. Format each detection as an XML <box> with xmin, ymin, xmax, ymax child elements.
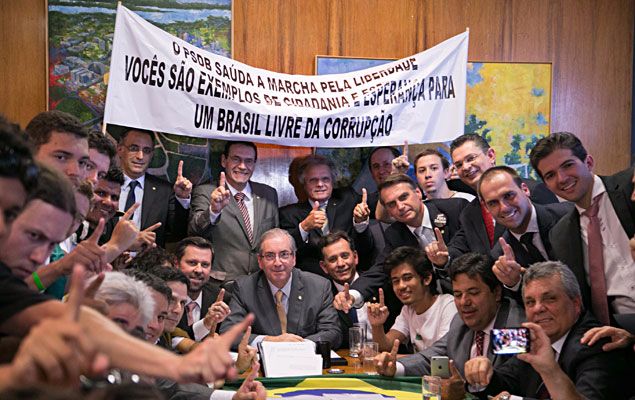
<box><xmin>124</xmin><ymin>180</ymin><xmax>139</xmax><ymax>212</ymax></box>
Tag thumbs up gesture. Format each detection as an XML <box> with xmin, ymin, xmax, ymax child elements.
<box><xmin>492</xmin><ymin>237</ymin><xmax>525</xmax><ymax>287</ymax></box>
<box><xmin>353</xmin><ymin>188</ymin><xmax>371</xmax><ymax>223</ymax></box>
<box><xmin>300</xmin><ymin>201</ymin><xmax>327</xmax><ymax>231</ymax></box>
<box><xmin>210</xmin><ymin>172</ymin><xmax>231</xmax><ymax>213</ymax></box>
<box><xmin>173</xmin><ymin>160</ymin><xmax>193</xmax><ymax>199</ymax></box>
<box><xmin>424</xmin><ymin>227</ymin><xmax>450</xmax><ymax>266</ymax></box>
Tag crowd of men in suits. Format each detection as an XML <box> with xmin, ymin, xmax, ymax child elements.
<box><xmin>0</xmin><ymin>109</ymin><xmax>634</xmax><ymax>399</ymax></box>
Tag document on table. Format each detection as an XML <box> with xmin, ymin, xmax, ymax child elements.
<box><xmin>258</xmin><ymin>341</ymin><xmax>323</xmax><ymax>377</ymax></box>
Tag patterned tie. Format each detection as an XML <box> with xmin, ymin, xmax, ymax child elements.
<box><xmin>480</xmin><ymin>200</ymin><xmax>495</xmax><ymax>248</ymax></box>
<box><xmin>319</xmin><ymin>205</ymin><xmax>329</xmax><ymax>235</ymax></box>
<box><xmin>124</xmin><ymin>180</ymin><xmax>139</xmax><ymax>212</ymax></box>
<box><xmin>475</xmin><ymin>330</ymin><xmax>485</xmax><ymax>356</ymax></box>
<box><xmin>186</xmin><ymin>302</ymin><xmax>198</xmax><ymax>326</ymax></box>
<box><xmin>275</xmin><ymin>290</ymin><xmax>287</xmax><ymax>334</ymax></box>
<box><xmin>234</xmin><ymin>192</ymin><xmax>254</xmax><ymax>244</ymax></box>
<box><xmin>582</xmin><ymin>193</ymin><xmax>610</xmax><ymax>325</ymax></box>
<box><xmin>519</xmin><ymin>232</ymin><xmax>546</xmax><ymax>264</ymax></box>
<box><xmin>415</xmin><ymin>226</ymin><xmax>435</xmax><ymax>248</ymax></box>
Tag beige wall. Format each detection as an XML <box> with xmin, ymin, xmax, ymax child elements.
<box><xmin>1</xmin><ymin>0</ymin><xmax>633</xmax><ymax>173</ymax></box>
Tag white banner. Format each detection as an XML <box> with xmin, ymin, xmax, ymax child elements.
<box><xmin>104</xmin><ymin>4</ymin><xmax>468</xmax><ymax>148</ymax></box>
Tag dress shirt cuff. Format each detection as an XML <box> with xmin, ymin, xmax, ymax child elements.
<box><xmin>510</xmin><ymin>396</ymin><xmax>523</xmax><ymax>400</ymax></box>
<box><xmin>193</xmin><ymin>319</ymin><xmax>211</xmax><ymax>341</ymax></box>
<box><xmin>299</xmin><ymin>224</ymin><xmax>309</xmax><ymax>242</ymax></box>
<box><xmin>171</xmin><ymin>336</ymin><xmax>185</xmax><ymax>349</ymax></box>
<box><xmin>349</xmin><ymin>289</ymin><xmax>364</xmax><ymax>308</ymax></box>
<box><xmin>353</xmin><ymin>218</ymin><xmax>369</xmax><ymax>233</ymax></box>
<box><xmin>208</xmin><ymin>206</ymin><xmax>221</xmax><ymax>225</ymax></box>
<box><xmin>176</xmin><ymin>196</ymin><xmax>191</xmax><ymax>209</ymax></box>
<box><xmin>251</xmin><ymin>335</ymin><xmax>266</xmax><ymax>348</ymax></box>
<box><xmin>394</xmin><ymin>361</ymin><xmax>405</xmax><ymax>377</ymax></box>
<box><xmin>210</xmin><ymin>389</ymin><xmax>235</xmax><ymax>400</ymax></box>
<box><xmin>503</xmin><ymin>279</ymin><xmax>522</xmax><ymax>291</ymax></box>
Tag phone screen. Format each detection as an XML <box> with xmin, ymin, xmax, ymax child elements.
<box><xmin>490</xmin><ymin>328</ymin><xmax>530</xmax><ymax>354</ymax></box>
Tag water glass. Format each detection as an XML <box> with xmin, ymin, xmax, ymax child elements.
<box><xmin>422</xmin><ymin>375</ymin><xmax>442</xmax><ymax>400</ymax></box>
<box><xmin>349</xmin><ymin>326</ymin><xmax>363</xmax><ymax>358</ymax></box>
<box><xmin>361</xmin><ymin>341</ymin><xmax>378</xmax><ymax>375</ymax></box>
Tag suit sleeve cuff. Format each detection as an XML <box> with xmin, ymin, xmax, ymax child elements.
<box><xmin>503</xmin><ymin>279</ymin><xmax>521</xmax><ymax>291</ymax></box>
<box><xmin>193</xmin><ymin>319</ymin><xmax>211</xmax><ymax>341</ymax></box>
<box><xmin>208</xmin><ymin>206</ymin><xmax>221</xmax><ymax>224</ymax></box>
<box><xmin>353</xmin><ymin>218</ymin><xmax>369</xmax><ymax>233</ymax></box>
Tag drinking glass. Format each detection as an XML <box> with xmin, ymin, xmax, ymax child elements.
<box><xmin>422</xmin><ymin>375</ymin><xmax>442</xmax><ymax>400</ymax></box>
<box><xmin>348</xmin><ymin>326</ymin><xmax>363</xmax><ymax>357</ymax></box>
<box><xmin>361</xmin><ymin>341</ymin><xmax>378</xmax><ymax>375</ymax></box>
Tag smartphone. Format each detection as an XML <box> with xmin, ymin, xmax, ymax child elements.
<box><xmin>430</xmin><ymin>356</ymin><xmax>450</xmax><ymax>378</ymax></box>
<box><xmin>490</xmin><ymin>327</ymin><xmax>531</xmax><ymax>355</ymax></box>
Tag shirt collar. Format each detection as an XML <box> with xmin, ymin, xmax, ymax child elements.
<box><xmin>407</xmin><ymin>203</ymin><xmax>432</xmax><ymax>234</ymax></box>
<box><xmin>510</xmin><ymin>204</ymin><xmax>539</xmax><ymax>241</ymax></box>
<box><xmin>227</xmin><ymin>181</ymin><xmax>253</xmax><ymax>200</ymax></box>
<box><xmin>267</xmin><ymin>271</ymin><xmax>293</xmax><ymax>297</ymax></box>
<box><xmin>575</xmin><ymin>175</ymin><xmax>606</xmax><ymax>214</ymax></box>
<box><xmin>123</xmin><ymin>173</ymin><xmax>146</xmax><ymax>189</ymax></box>
<box><xmin>551</xmin><ymin>330</ymin><xmax>569</xmax><ymax>358</ymax></box>
<box><xmin>333</xmin><ymin>272</ymin><xmax>359</xmax><ymax>292</ymax></box>
<box><xmin>189</xmin><ymin>291</ymin><xmax>203</xmax><ymax>308</ymax></box>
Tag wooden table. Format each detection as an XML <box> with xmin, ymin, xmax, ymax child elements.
<box><xmin>323</xmin><ymin>349</ymin><xmax>371</xmax><ymax>375</ymax></box>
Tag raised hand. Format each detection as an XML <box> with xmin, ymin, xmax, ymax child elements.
<box><xmin>333</xmin><ymin>282</ymin><xmax>354</xmax><ymax>313</ymax></box>
<box><xmin>108</xmin><ymin>203</ymin><xmax>141</xmax><ymax>258</ymax></box>
<box><xmin>391</xmin><ymin>140</ymin><xmax>410</xmax><ymax>174</ymax></box>
<box><xmin>130</xmin><ymin>222</ymin><xmax>162</xmax><ymax>251</ymax></box>
<box><xmin>492</xmin><ymin>237</ymin><xmax>525</xmax><ymax>287</ymax></box>
<box><xmin>425</xmin><ymin>227</ymin><xmax>449</xmax><ymax>266</ymax></box>
<box><xmin>353</xmin><ymin>188</ymin><xmax>371</xmax><ymax>223</ymax></box>
<box><xmin>300</xmin><ymin>200</ymin><xmax>327</xmax><ymax>231</ymax></box>
<box><xmin>233</xmin><ymin>361</ymin><xmax>266</xmax><ymax>400</ymax></box>
<box><xmin>203</xmin><ymin>288</ymin><xmax>231</xmax><ymax>331</ymax></box>
<box><xmin>210</xmin><ymin>172</ymin><xmax>231</xmax><ymax>214</ymax></box>
<box><xmin>374</xmin><ymin>338</ymin><xmax>399</xmax><ymax>377</ymax></box>
<box><xmin>235</xmin><ymin>326</ymin><xmax>257</xmax><ymax>373</ymax></box>
<box><xmin>367</xmin><ymin>288</ymin><xmax>389</xmax><ymax>327</ymax></box>
<box><xmin>173</xmin><ymin>160</ymin><xmax>193</xmax><ymax>199</ymax></box>
<box><xmin>60</xmin><ymin>218</ymin><xmax>108</xmax><ymax>274</ymax></box>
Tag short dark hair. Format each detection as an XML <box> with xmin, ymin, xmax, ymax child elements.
<box><xmin>413</xmin><ymin>148</ymin><xmax>450</xmax><ymax>170</ymax></box>
<box><xmin>103</xmin><ymin>166</ymin><xmax>125</xmax><ymax>185</ymax></box>
<box><xmin>27</xmin><ymin>162</ymin><xmax>77</xmax><ymax>219</ymax></box>
<box><xmin>529</xmin><ymin>132</ymin><xmax>588</xmax><ymax>178</ymax></box>
<box><xmin>297</xmin><ymin>154</ymin><xmax>335</xmax><ymax>185</ymax></box>
<box><xmin>119</xmin><ymin>127</ymin><xmax>156</xmax><ymax>146</ymax></box>
<box><xmin>448</xmin><ymin>252</ymin><xmax>500</xmax><ymax>292</ymax></box>
<box><xmin>320</xmin><ymin>231</ymin><xmax>356</xmax><ymax>256</ymax></box>
<box><xmin>477</xmin><ymin>166</ymin><xmax>523</xmax><ymax>198</ymax></box>
<box><xmin>449</xmin><ymin>133</ymin><xmax>490</xmax><ymax>157</ymax></box>
<box><xmin>369</xmin><ymin>146</ymin><xmax>400</xmax><ymax>163</ymax></box>
<box><xmin>384</xmin><ymin>246</ymin><xmax>437</xmax><ymax>294</ymax></box>
<box><xmin>25</xmin><ymin>111</ymin><xmax>88</xmax><ymax>150</ymax></box>
<box><xmin>175</xmin><ymin>236</ymin><xmax>214</xmax><ymax>262</ymax></box>
<box><xmin>223</xmin><ymin>141</ymin><xmax>258</xmax><ymax>161</ymax></box>
<box><xmin>147</xmin><ymin>265</ymin><xmax>190</xmax><ymax>292</ymax></box>
<box><xmin>127</xmin><ymin>247</ymin><xmax>176</xmax><ymax>270</ymax></box>
<box><xmin>377</xmin><ymin>174</ymin><xmax>417</xmax><ymax>205</ymax></box>
<box><xmin>124</xmin><ymin>269</ymin><xmax>172</xmax><ymax>303</ymax></box>
<box><xmin>0</xmin><ymin>115</ymin><xmax>39</xmax><ymax>193</ymax></box>
<box><xmin>89</xmin><ymin>131</ymin><xmax>116</xmax><ymax>160</ymax></box>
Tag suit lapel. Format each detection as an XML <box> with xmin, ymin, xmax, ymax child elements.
<box><xmin>535</xmin><ymin>204</ymin><xmax>556</xmax><ymax>258</ymax></box>
<box><xmin>605</xmin><ymin>186</ymin><xmax>635</xmax><ymax>237</ymax></box>
<box><xmin>286</xmin><ymin>272</ymin><xmax>304</xmax><ymax>334</ymax></box>
<box><xmin>251</xmin><ymin>184</ymin><xmax>264</xmax><ymax>242</ymax></box>
<box><xmin>505</xmin><ymin>232</ymin><xmax>533</xmax><ymax>266</ymax></box>
<box><xmin>257</xmin><ymin>273</ymin><xmax>281</xmax><ymax>335</ymax></box>
<box><xmin>141</xmin><ymin>175</ymin><xmax>155</xmax><ymax>229</ymax></box>
<box><xmin>326</xmin><ymin>197</ymin><xmax>337</xmax><ymax>232</ymax></box>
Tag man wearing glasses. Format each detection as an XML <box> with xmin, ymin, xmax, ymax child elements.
<box><xmin>219</xmin><ymin>228</ymin><xmax>341</xmax><ymax>349</ymax></box>
<box><xmin>116</xmin><ymin>127</ymin><xmax>192</xmax><ymax>247</ymax></box>
<box><xmin>189</xmin><ymin>141</ymin><xmax>279</xmax><ymax>283</ymax></box>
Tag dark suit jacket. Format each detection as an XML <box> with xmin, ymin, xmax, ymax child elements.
<box><xmin>549</xmin><ymin>168</ymin><xmax>635</xmax><ymax>312</ymax></box>
<box><xmin>189</xmin><ymin>181</ymin><xmax>279</xmax><ymax>281</ymax></box>
<box><xmin>176</xmin><ymin>282</ymin><xmax>223</xmax><ymax>339</ymax></box>
<box><xmin>350</xmin><ymin>198</ymin><xmax>467</xmax><ymax>310</ymax></box>
<box><xmin>490</xmin><ymin>202</ymin><xmax>573</xmax><ymax>265</ymax></box>
<box><xmin>448</xmin><ymin>178</ymin><xmax>558</xmax><ymax>260</ymax></box>
<box><xmin>139</xmin><ymin>173</ymin><xmax>189</xmax><ymax>247</ymax></box>
<box><xmin>399</xmin><ymin>298</ymin><xmax>526</xmax><ymax>376</ymax></box>
<box><xmin>480</xmin><ymin>312</ymin><xmax>632</xmax><ymax>400</ymax></box>
<box><xmin>219</xmin><ymin>269</ymin><xmax>341</xmax><ymax>349</ymax></box>
<box><xmin>279</xmin><ymin>187</ymin><xmax>363</xmax><ymax>276</ymax></box>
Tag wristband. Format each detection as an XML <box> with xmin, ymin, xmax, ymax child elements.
<box><xmin>32</xmin><ymin>271</ymin><xmax>45</xmax><ymax>292</ymax></box>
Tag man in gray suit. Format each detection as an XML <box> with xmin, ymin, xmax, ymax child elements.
<box><xmin>375</xmin><ymin>253</ymin><xmax>524</xmax><ymax>398</ymax></box>
<box><xmin>219</xmin><ymin>228</ymin><xmax>341</xmax><ymax>350</ymax></box>
<box><xmin>189</xmin><ymin>141</ymin><xmax>279</xmax><ymax>282</ymax></box>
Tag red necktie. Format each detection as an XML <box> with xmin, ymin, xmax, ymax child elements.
<box><xmin>475</xmin><ymin>330</ymin><xmax>485</xmax><ymax>356</ymax></box>
<box><xmin>186</xmin><ymin>302</ymin><xmax>198</xmax><ymax>326</ymax></box>
<box><xmin>583</xmin><ymin>194</ymin><xmax>610</xmax><ymax>325</ymax></box>
<box><xmin>480</xmin><ymin>201</ymin><xmax>495</xmax><ymax>248</ymax></box>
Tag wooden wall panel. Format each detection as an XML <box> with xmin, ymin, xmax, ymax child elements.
<box><xmin>1</xmin><ymin>0</ymin><xmax>632</xmax><ymax>173</ymax></box>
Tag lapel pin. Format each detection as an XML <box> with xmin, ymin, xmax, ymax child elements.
<box><xmin>298</xmin><ymin>295</ymin><xmax>302</xmax><ymax>300</ymax></box>
<box><xmin>152</xmin><ymin>186</ymin><xmax>157</xmax><ymax>191</ymax></box>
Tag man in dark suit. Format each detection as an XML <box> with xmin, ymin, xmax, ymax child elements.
<box><xmin>464</xmin><ymin>261</ymin><xmax>631</xmax><ymax>400</ymax></box>
<box><xmin>189</xmin><ymin>141</ymin><xmax>278</xmax><ymax>283</ymax></box>
<box><xmin>280</xmin><ymin>154</ymin><xmax>364</xmax><ymax>277</ymax></box>
<box><xmin>175</xmin><ymin>237</ymin><xmax>230</xmax><ymax>341</ymax></box>
<box><xmin>530</xmin><ymin>132</ymin><xmax>635</xmax><ymax>325</ymax></box>
<box><xmin>477</xmin><ymin>166</ymin><xmax>573</xmax><ymax>289</ymax></box>
<box><xmin>375</xmin><ymin>253</ymin><xmax>524</xmax><ymax>400</ymax></box>
<box><xmin>426</xmin><ymin>134</ymin><xmax>559</xmax><ymax>268</ymax></box>
<box><xmin>116</xmin><ymin>127</ymin><xmax>191</xmax><ymax>247</ymax></box>
<box><xmin>335</xmin><ymin>174</ymin><xmax>466</xmax><ymax>323</ymax></box>
<box><xmin>219</xmin><ymin>228</ymin><xmax>341</xmax><ymax>350</ymax></box>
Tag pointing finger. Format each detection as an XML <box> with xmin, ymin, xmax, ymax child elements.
<box><xmin>65</xmin><ymin>264</ymin><xmax>86</xmax><ymax>322</ymax></box>
<box><xmin>344</xmin><ymin>283</ymin><xmax>350</xmax><ymax>299</ymax></box>
<box><xmin>403</xmin><ymin>141</ymin><xmax>409</xmax><ymax>159</ymax></box>
<box><xmin>500</xmin><ymin>237</ymin><xmax>515</xmax><ymax>261</ymax></box>
<box><xmin>361</xmin><ymin>188</ymin><xmax>367</xmax><ymax>204</ymax></box>
<box><xmin>240</xmin><ymin>326</ymin><xmax>252</xmax><ymax>347</ymax></box>
<box><xmin>219</xmin><ymin>171</ymin><xmax>226</xmax><ymax>188</ymax></box>
<box><xmin>379</xmin><ymin>287</ymin><xmax>385</xmax><ymax>306</ymax></box>
<box><xmin>216</xmin><ymin>288</ymin><xmax>225</xmax><ymax>303</ymax></box>
<box><xmin>390</xmin><ymin>339</ymin><xmax>400</xmax><ymax>359</ymax></box>
<box><xmin>122</xmin><ymin>203</ymin><xmax>140</xmax><ymax>221</ymax></box>
<box><xmin>177</xmin><ymin>160</ymin><xmax>184</xmax><ymax>177</ymax></box>
<box><xmin>434</xmin><ymin>227</ymin><xmax>447</xmax><ymax>250</ymax></box>
<box><xmin>143</xmin><ymin>222</ymin><xmax>162</xmax><ymax>233</ymax></box>
<box><xmin>85</xmin><ymin>272</ymin><xmax>105</xmax><ymax>299</ymax></box>
<box><xmin>88</xmin><ymin>218</ymin><xmax>106</xmax><ymax>244</ymax></box>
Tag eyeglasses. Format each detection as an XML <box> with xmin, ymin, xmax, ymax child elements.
<box><xmin>260</xmin><ymin>251</ymin><xmax>294</xmax><ymax>261</ymax></box>
<box><xmin>124</xmin><ymin>144</ymin><xmax>154</xmax><ymax>155</ymax></box>
<box><xmin>453</xmin><ymin>152</ymin><xmax>482</xmax><ymax>170</ymax></box>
